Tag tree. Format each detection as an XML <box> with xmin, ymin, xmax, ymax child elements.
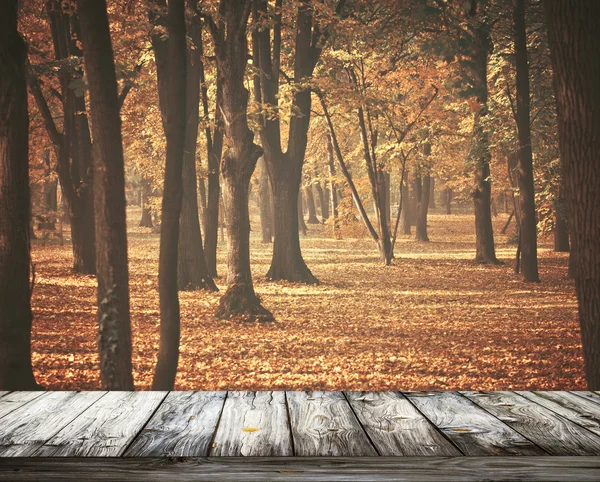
<box><xmin>513</xmin><ymin>0</ymin><xmax>539</xmax><ymax>282</ymax></box>
<box><xmin>78</xmin><ymin>0</ymin><xmax>134</xmax><ymax>390</ymax></box>
<box><xmin>152</xmin><ymin>0</ymin><xmax>187</xmax><ymax>390</ymax></box>
<box><xmin>252</xmin><ymin>0</ymin><xmax>346</xmax><ymax>284</ymax></box>
<box><xmin>205</xmin><ymin>0</ymin><xmax>273</xmax><ymax>321</ymax></box>
<box><xmin>177</xmin><ymin>1</ymin><xmax>217</xmax><ymax>292</ymax></box>
<box><xmin>543</xmin><ymin>0</ymin><xmax>600</xmax><ymax>388</ymax></box>
<box><xmin>0</xmin><ymin>0</ymin><xmax>40</xmax><ymax>390</ymax></box>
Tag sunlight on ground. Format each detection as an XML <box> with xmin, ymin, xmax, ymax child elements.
<box><xmin>30</xmin><ymin>208</ymin><xmax>583</xmax><ymax>391</ymax></box>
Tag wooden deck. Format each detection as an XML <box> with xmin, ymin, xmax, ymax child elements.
<box><xmin>1</xmin><ymin>391</ymin><xmax>600</xmax><ymax>480</ymax></box>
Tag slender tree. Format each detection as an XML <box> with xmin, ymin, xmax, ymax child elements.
<box><xmin>204</xmin><ymin>0</ymin><xmax>273</xmax><ymax>321</ymax></box>
<box><xmin>0</xmin><ymin>0</ymin><xmax>40</xmax><ymax>390</ymax></box>
<box><xmin>544</xmin><ymin>0</ymin><xmax>600</xmax><ymax>388</ymax></box>
<box><xmin>152</xmin><ymin>0</ymin><xmax>187</xmax><ymax>389</ymax></box>
<box><xmin>78</xmin><ymin>0</ymin><xmax>134</xmax><ymax>390</ymax></box>
<box><xmin>514</xmin><ymin>0</ymin><xmax>539</xmax><ymax>281</ymax></box>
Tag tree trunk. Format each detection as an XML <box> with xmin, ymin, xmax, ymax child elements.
<box><xmin>258</xmin><ymin>157</ymin><xmax>272</xmax><ymax>243</ymax></box>
<box><xmin>177</xmin><ymin>2</ymin><xmax>216</xmax><ymax>292</ymax></box>
<box><xmin>429</xmin><ymin>177</ymin><xmax>436</xmax><ymax>208</ymax></box>
<box><xmin>304</xmin><ymin>184</ymin><xmax>319</xmax><ymax>224</ymax></box>
<box><xmin>0</xmin><ymin>1</ymin><xmax>40</xmax><ymax>390</ymax></box>
<box><xmin>327</xmin><ymin>134</ymin><xmax>339</xmax><ymax>235</ymax></box>
<box><xmin>297</xmin><ymin>189</ymin><xmax>308</xmax><ymax>236</ymax></box>
<box><xmin>401</xmin><ymin>174</ymin><xmax>411</xmax><ymax>235</ymax></box>
<box><xmin>79</xmin><ymin>0</ymin><xmax>134</xmax><ymax>390</ymax></box>
<box><xmin>554</xmin><ymin>183</ymin><xmax>570</xmax><ymax>252</ymax></box>
<box><xmin>514</xmin><ymin>0</ymin><xmax>539</xmax><ymax>282</ymax></box>
<box><xmin>316</xmin><ymin>181</ymin><xmax>328</xmax><ymax>221</ymax></box>
<box><xmin>152</xmin><ymin>0</ymin><xmax>187</xmax><ymax>390</ymax></box>
<box><xmin>445</xmin><ymin>187</ymin><xmax>452</xmax><ymax>214</ymax></box>
<box><xmin>544</xmin><ymin>0</ymin><xmax>600</xmax><ymax>389</ymax></box>
<box><xmin>139</xmin><ymin>181</ymin><xmax>153</xmax><ymax>228</ymax></box>
<box><xmin>211</xmin><ymin>0</ymin><xmax>272</xmax><ymax>321</ymax></box>
<box><xmin>416</xmin><ymin>174</ymin><xmax>431</xmax><ymax>242</ymax></box>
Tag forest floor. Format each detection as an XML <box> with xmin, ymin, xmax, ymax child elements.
<box><xmin>30</xmin><ymin>206</ymin><xmax>583</xmax><ymax>391</ymax></box>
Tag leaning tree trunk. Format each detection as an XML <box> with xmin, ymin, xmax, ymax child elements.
<box><xmin>416</xmin><ymin>174</ymin><xmax>431</xmax><ymax>242</ymax></box>
<box><xmin>152</xmin><ymin>0</ymin><xmax>187</xmax><ymax>390</ymax></box>
<box><xmin>544</xmin><ymin>0</ymin><xmax>600</xmax><ymax>389</ymax></box>
<box><xmin>211</xmin><ymin>0</ymin><xmax>273</xmax><ymax>321</ymax></box>
<box><xmin>79</xmin><ymin>0</ymin><xmax>134</xmax><ymax>390</ymax></box>
<box><xmin>177</xmin><ymin>2</ymin><xmax>216</xmax><ymax>292</ymax></box>
<box><xmin>0</xmin><ymin>1</ymin><xmax>40</xmax><ymax>390</ymax></box>
<box><xmin>514</xmin><ymin>0</ymin><xmax>539</xmax><ymax>282</ymax></box>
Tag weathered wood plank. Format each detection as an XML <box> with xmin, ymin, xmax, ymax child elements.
<box><xmin>34</xmin><ymin>391</ymin><xmax>167</xmax><ymax>457</ymax></box>
<box><xmin>518</xmin><ymin>391</ymin><xmax>600</xmax><ymax>437</ymax></box>
<box><xmin>403</xmin><ymin>391</ymin><xmax>545</xmax><ymax>456</ymax></box>
<box><xmin>0</xmin><ymin>392</ymin><xmax>105</xmax><ymax>457</ymax></box>
<box><xmin>287</xmin><ymin>391</ymin><xmax>377</xmax><ymax>456</ymax></box>
<box><xmin>125</xmin><ymin>391</ymin><xmax>226</xmax><ymax>457</ymax></box>
<box><xmin>210</xmin><ymin>391</ymin><xmax>292</xmax><ymax>456</ymax></box>
<box><xmin>572</xmin><ymin>391</ymin><xmax>600</xmax><ymax>405</ymax></box>
<box><xmin>0</xmin><ymin>392</ymin><xmax>45</xmax><ymax>421</ymax></box>
<box><xmin>0</xmin><ymin>392</ymin><xmax>8</xmax><ymax>399</ymax></box>
<box><xmin>463</xmin><ymin>391</ymin><xmax>600</xmax><ymax>455</ymax></box>
<box><xmin>2</xmin><ymin>457</ymin><xmax>600</xmax><ymax>481</ymax></box>
<box><xmin>345</xmin><ymin>391</ymin><xmax>462</xmax><ymax>456</ymax></box>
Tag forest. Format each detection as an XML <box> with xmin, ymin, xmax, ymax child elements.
<box><xmin>0</xmin><ymin>0</ymin><xmax>598</xmax><ymax>393</ymax></box>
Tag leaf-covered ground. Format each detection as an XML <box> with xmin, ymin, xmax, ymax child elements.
<box><xmin>30</xmin><ymin>208</ymin><xmax>583</xmax><ymax>391</ymax></box>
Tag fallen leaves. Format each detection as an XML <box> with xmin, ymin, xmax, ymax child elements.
<box><xmin>29</xmin><ymin>209</ymin><xmax>584</xmax><ymax>391</ymax></box>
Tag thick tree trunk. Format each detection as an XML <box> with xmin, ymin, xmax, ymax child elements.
<box><xmin>79</xmin><ymin>0</ymin><xmax>134</xmax><ymax>390</ymax></box>
<box><xmin>212</xmin><ymin>0</ymin><xmax>272</xmax><ymax>321</ymax></box>
<box><xmin>152</xmin><ymin>0</ymin><xmax>187</xmax><ymax>390</ymax></box>
<box><xmin>177</xmin><ymin>3</ymin><xmax>216</xmax><ymax>292</ymax></box>
<box><xmin>514</xmin><ymin>0</ymin><xmax>539</xmax><ymax>282</ymax></box>
<box><xmin>554</xmin><ymin>183</ymin><xmax>570</xmax><ymax>252</ymax></box>
<box><xmin>305</xmin><ymin>184</ymin><xmax>319</xmax><ymax>224</ymax></box>
<box><xmin>258</xmin><ymin>157</ymin><xmax>272</xmax><ymax>243</ymax></box>
<box><xmin>0</xmin><ymin>2</ymin><xmax>40</xmax><ymax>390</ymax></box>
<box><xmin>544</xmin><ymin>0</ymin><xmax>600</xmax><ymax>389</ymax></box>
<box><xmin>416</xmin><ymin>174</ymin><xmax>431</xmax><ymax>242</ymax></box>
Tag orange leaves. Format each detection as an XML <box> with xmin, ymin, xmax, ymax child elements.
<box><xmin>29</xmin><ymin>209</ymin><xmax>584</xmax><ymax>391</ymax></box>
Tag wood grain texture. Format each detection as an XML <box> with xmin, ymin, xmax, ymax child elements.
<box><xmin>286</xmin><ymin>391</ymin><xmax>377</xmax><ymax>456</ymax></box>
<box><xmin>0</xmin><ymin>391</ymin><xmax>105</xmax><ymax>457</ymax></box>
<box><xmin>34</xmin><ymin>391</ymin><xmax>167</xmax><ymax>457</ymax></box>
<box><xmin>346</xmin><ymin>391</ymin><xmax>462</xmax><ymax>456</ymax></box>
<box><xmin>572</xmin><ymin>391</ymin><xmax>600</xmax><ymax>405</ymax></box>
<box><xmin>463</xmin><ymin>391</ymin><xmax>600</xmax><ymax>455</ymax></box>
<box><xmin>0</xmin><ymin>391</ymin><xmax>45</xmax><ymax>420</ymax></box>
<box><xmin>518</xmin><ymin>391</ymin><xmax>600</xmax><ymax>437</ymax></box>
<box><xmin>404</xmin><ymin>391</ymin><xmax>545</xmax><ymax>456</ymax></box>
<box><xmin>0</xmin><ymin>392</ymin><xmax>8</xmax><ymax>399</ymax></box>
<box><xmin>2</xmin><ymin>457</ymin><xmax>600</xmax><ymax>481</ymax></box>
<box><xmin>210</xmin><ymin>391</ymin><xmax>292</xmax><ymax>456</ymax></box>
<box><xmin>125</xmin><ymin>391</ymin><xmax>226</xmax><ymax>457</ymax></box>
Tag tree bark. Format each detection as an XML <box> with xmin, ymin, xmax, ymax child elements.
<box><xmin>298</xmin><ymin>190</ymin><xmax>308</xmax><ymax>236</ymax></box>
<box><xmin>258</xmin><ymin>157</ymin><xmax>272</xmax><ymax>243</ymax></box>
<box><xmin>315</xmin><ymin>181</ymin><xmax>328</xmax><ymax>221</ymax></box>
<box><xmin>304</xmin><ymin>184</ymin><xmax>319</xmax><ymax>224</ymax></box>
<box><xmin>554</xmin><ymin>182</ymin><xmax>570</xmax><ymax>252</ymax></box>
<box><xmin>514</xmin><ymin>0</ymin><xmax>539</xmax><ymax>282</ymax></box>
<box><xmin>326</xmin><ymin>134</ymin><xmax>339</xmax><ymax>235</ymax></box>
<box><xmin>0</xmin><ymin>1</ymin><xmax>40</xmax><ymax>390</ymax></box>
<box><xmin>401</xmin><ymin>173</ymin><xmax>412</xmax><ymax>235</ymax></box>
<box><xmin>429</xmin><ymin>177</ymin><xmax>436</xmax><ymax>208</ymax></box>
<box><xmin>470</xmin><ymin>2</ymin><xmax>499</xmax><ymax>264</ymax></box>
<box><xmin>78</xmin><ymin>0</ymin><xmax>134</xmax><ymax>390</ymax></box>
<box><xmin>445</xmin><ymin>187</ymin><xmax>452</xmax><ymax>214</ymax></box>
<box><xmin>139</xmin><ymin>180</ymin><xmax>153</xmax><ymax>228</ymax></box>
<box><xmin>152</xmin><ymin>0</ymin><xmax>187</xmax><ymax>390</ymax></box>
<box><xmin>544</xmin><ymin>0</ymin><xmax>600</xmax><ymax>389</ymax></box>
<box><xmin>416</xmin><ymin>174</ymin><xmax>431</xmax><ymax>242</ymax></box>
<box><xmin>177</xmin><ymin>2</ymin><xmax>216</xmax><ymax>292</ymax></box>
<box><xmin>208</xmin><ymin>0</ymin><xmax>273</xmax><ymax>321</ymax></box>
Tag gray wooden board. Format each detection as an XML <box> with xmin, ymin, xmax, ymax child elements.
<box><xmin>463</xmin><ymin>391</ymin><xmax>600</xmax><ymax>456</ymax></box>
<box><xmin>572</xmin><ymin>391</ymin><xmax>600</xmax><ymax>405</ymax></box>
<box><xmin>518</xmin><ymin>391</ymin><xmax>600</xmax><ymax>437</ymax></box>
<box><xmin>403</xmin><ymin>391</ymin><xmax>545</xmax><ymax>456</ymax></box>
<box><xmin>125</xmin><ymin>391</ymin><xmax>226</xmax><ymax>457</ymax></box>
<box><xmin>286</xmin><ymin>391</ymin><xmax>378</xmax><ymax>456</ymax></box>
<box><xmin>0</xmin><ymin>392</ymin><xmax>45</xmax><ymax>421</ymax></box>
<box><xmin>34</xmin><ymin>391</ymin><xmax>167</xmax><ymax>457</ymax></box>
<box><xmin>0</xmin><ymin>392</ymin><xmax>8</xmax><ymax>399</ymax></box>
<box><xmin>2</xmin><ymin>457</ymin><xmax>600</xmax><ymax>482</ymax></box>
<box><xmin>210</xmin><ymin>391</ymin><xmax>292</xmax><ymax>456</ymax></box>
<box><xmin>0</xmin><ymin>391</ymin><xmax>105</xmax><ymax>457</ymax></box>
<box><xmin>345</xmin><ymin>391</ymin><xmax>462</xmax><ymax>456</ymax></box>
